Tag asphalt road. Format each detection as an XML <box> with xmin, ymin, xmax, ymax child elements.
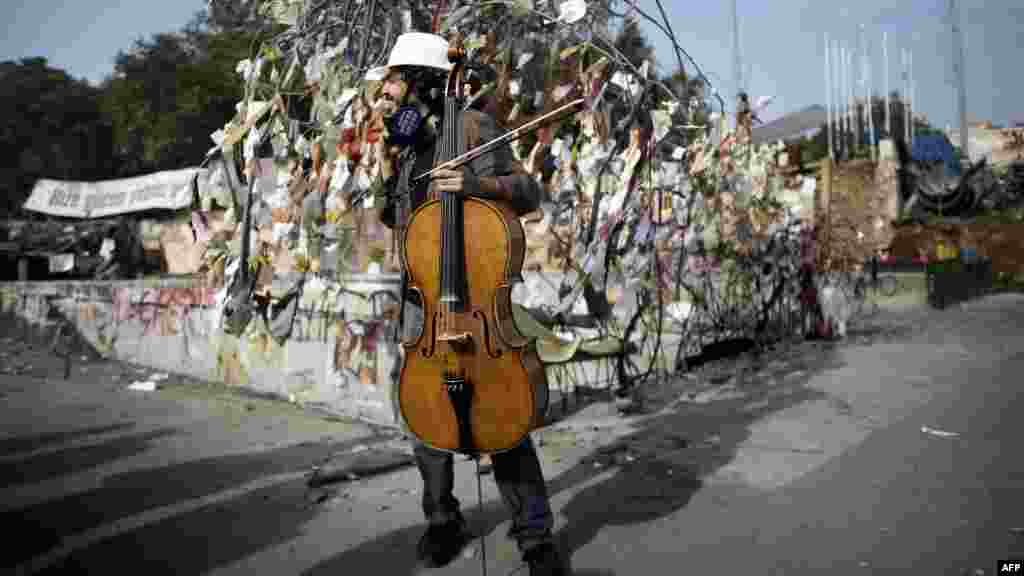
<box><xmin>2</xmin><ymin>295</ymin><xmax>1023</xmax><ymax>576</ymax></box>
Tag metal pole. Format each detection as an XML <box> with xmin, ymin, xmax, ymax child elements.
<box><xmin>901</xmin><ymin>49</ymin><xmax>909</xmax><ymax>143</ymax></box>
<box><xmin>909</xmin><ymin>50</ymin><xmax>915</xmax><ymax>148</ymax></box>
<box><xmin>951</xmin><ymin>0</ymin><xmax>969</xmax><ymax>159</ymax></box>
<box><xmin>836</xmin><ymin>43</ymin><xmax>844</xmax><ymax>159</ymax></box>
<box><xmin>825</xmin><ymin>33</ymin><xmax>835</xmax><ymax>160</ymax></box>
<box><xmin>846</xmin><ymin>46</ymin><xmax>855</xmax><ymax>154</ymax></box>
<box><xmin>731</xmin><ymin>0</ymin><xmax>743</xmax><ymax>100</ymax></box>
<box><xmin>884</xmin><ymin>31</ymin><xmax>891</xmax><ymax>137</ymax></box>
<box><xmin>857</xmin><ymin>26</ymin><xmax>864</xmax><ymax>151</ymax></box>
<box><xmin>836</xmin><ymin>43</ymin><xmax>844</xmax><ymax>158</ymax></box>
<box><xmin>853</xmin><ymin>33</ymin><xmax>861</xmax><ymax>152</ymax></box>
<box><xmin>865</xmin><ymin>28</ymin><xmax>876</xmax><ymax>160</ymax></box>
<box><xmin>840</xmin><ymin>44</ymin><xmax>848</xmax><ymax>157</ymax></box>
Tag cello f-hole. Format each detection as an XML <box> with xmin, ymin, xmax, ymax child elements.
<box><xmin>422</xmin><ymin>312</ymin><xmax>438</xmax><ymax>358</ymax></box>
<box><xmin>473</xmin><ymin>309</ymin><xmax>503</xmax><ymax>359</ymax></box>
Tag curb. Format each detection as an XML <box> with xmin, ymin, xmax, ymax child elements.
<box><xmin>306</xmin><ymin>438</ymin><xmax>415</xmax><ymax>488</ymax></box>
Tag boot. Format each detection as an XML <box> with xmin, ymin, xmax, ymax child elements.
<box><xmin>416</xmin><ymin>511</ymin><xmax>470</xmax><ymax>568</ymax></box>
<box><xmin>523</xmin><ymin>541</ymin><xmax>568</xmax><ymax>576</ymax></box>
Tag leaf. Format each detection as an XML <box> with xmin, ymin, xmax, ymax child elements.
<box><xmin>560</xmin><ymin>44</ymin><xmax>585</xmax><ymax>61</ymax></box>
<box><xmin>261</xmin><ymin>44</ymin><xmax>282</xmax><ymax>63</ymax></box>
<box><xmin>510</xmin><ymin>0</ymin><xmax>533</xmax><ymax>17</ymax></box>
<box><xmin>442</xmin><ymin>5</ymin><xmax>473</xmax><ymax>32</ymax></box>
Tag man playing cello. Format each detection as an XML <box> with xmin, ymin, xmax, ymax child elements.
<box><xmin>371</xmin><ymin>32</ymin><xmax>567</xmax><ymax>575</ymax></box>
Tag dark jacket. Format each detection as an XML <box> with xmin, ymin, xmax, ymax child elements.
<box><xmin>380</xmin><ymin>109</ymin><xmax>545</xmax><ymax>229</ymax></box>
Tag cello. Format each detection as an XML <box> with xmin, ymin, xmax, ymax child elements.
<box><xmin>397</xmin><ymin>34</ymin><xmax>549</xmax><ymax>457</ymax></box>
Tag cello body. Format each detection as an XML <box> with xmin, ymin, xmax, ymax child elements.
<box><xmin>395</xmin><ymin>34</ymin><xmax>548</xmax><ymax>457</ymax></box>
<box><xmin>398</xmin><ymin>194</ymin><xmax>548</xmax><ymax>455</ymax></box>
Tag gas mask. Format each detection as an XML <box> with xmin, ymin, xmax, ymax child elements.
<box><xmin>387</xmin><ymin>105</ymin><xmax>425</xmax><ymax>147</ymax></box>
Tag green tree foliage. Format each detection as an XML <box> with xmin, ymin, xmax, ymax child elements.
<box><xmin>206</xmin><ymin>0</ymin><xmax>273</xmax><ymax>33</ymax></box>
<box><xmin>0</xmin><ymin>57</ymin><xmax>112</xmax><ymax>217</ymax></box>
<box><xmin>99</xmin><ymin>13</ymin><xmax>262</xmax><ymax>177</ymax></box>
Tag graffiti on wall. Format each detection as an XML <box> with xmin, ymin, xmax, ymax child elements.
<box><xmin>333</xmin><ymin>319</ymin><xmax>382</xmax><ymax>388</ymax></box>
<box><xmin>112</xmin><ymin>287</ymin><xmax>216</xmax><ymax>337</ymax></box>
<box><xmin>1</xmin><ymin>278</ymin><xmax>404</xmax><ymax>425</ymax></box>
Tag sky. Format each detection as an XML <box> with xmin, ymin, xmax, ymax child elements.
<box><xmin>3</xmin><ymin>0</ymin><xmax>1021</xmax><ymax>131</ymax></box>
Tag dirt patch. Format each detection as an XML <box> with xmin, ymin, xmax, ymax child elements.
<box><xmin>890</xmin><ymin>220</ymin><xmax>1024</xmax><ymax>275</ymax></box>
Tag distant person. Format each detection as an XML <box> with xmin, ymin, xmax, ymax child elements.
<box><xmin>114</xmin><ymin>217</ymin><xmax>144</xmax><ymax>278</ymax></box>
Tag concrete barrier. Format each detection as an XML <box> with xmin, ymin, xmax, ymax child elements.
<box><xmin>0</xmin><ymin>275</ymin><xmax>404</xmax><ymax>427</ymax></box>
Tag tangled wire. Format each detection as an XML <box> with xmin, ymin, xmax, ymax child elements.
<box><xmin>207</xmin><ymin>0</ymin><xmax>818</xmax><ymax>395</ymax></box>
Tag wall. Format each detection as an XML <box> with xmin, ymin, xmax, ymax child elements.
<box><xmin>0</xmin><ymin>271</ymin><xmax>631</xmax><ymax>428</ymax></box>
<box><xmin>0</xmin><ymin>275</ymin><xmax>405</xmax><ymax>427</ymax></box>
<box><xmin>815</xmin><ymin>143</ymin><xmax>902</xmax><ymax>266</ymax></box>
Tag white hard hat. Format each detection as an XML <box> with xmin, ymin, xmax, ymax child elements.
<box><xmin>365</xmin><ymin>33</ymin><xmax>452</xmax><ymax>81</ymax></box>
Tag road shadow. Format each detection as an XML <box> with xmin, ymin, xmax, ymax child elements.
<box><xmin>844</xmin><ymin>317</ymin><xmax>921</xmax><ymax>345</ymax></box>
<box><xmin>0</xmin><ymin>427</ymin><xmax>180</xmax><ymax>490</ymax></box>
<box><xmin>0</xmin><ymin>422</ymin><xmax>136</xmax><ymax>457</ymax></box>
<box><xmin>545</xmin><ymin>382</ymin><xmax>618</xmax><ymax>425</ymax></box>
<box><xmin>34</xmin><ymin>477</ymin><xmax>320</xmax><ymax>576</ymax></box>
<box><xmin>552</xmin><ymin>364</ymin><xmax>836</xmax><ymax>562</ymax></box>
<box><xmin>304</xmin><ymin>346</ymin><xmax>845</xmax><ymax>575</ymax></box>
<box><xmin>0</xmin><ymin>435</ymin><xmax>371</xmax><ymax>570</ymax></box>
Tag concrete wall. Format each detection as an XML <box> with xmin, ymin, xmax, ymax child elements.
<box><xmin>0</xmin><ymin>271</ymin><xmax>626</xmax><ymax>429</ymax></box>
<box><xmin>0</xmin><ymin>275</ymin><xmax>405</xmax><ymax>427</ymax></box>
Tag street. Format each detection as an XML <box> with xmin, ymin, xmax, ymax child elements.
<box><xmin>2</xmin><ymin>295</ymin><xmax>1024</xmax><ymax>576</ymax></box>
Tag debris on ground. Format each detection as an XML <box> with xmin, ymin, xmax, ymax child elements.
<box><xmin>921</xmin><ymin>426</ymin><xmax>960</xmax><ymax>439</ymax></box>
<box><xmin>307</xmin><ymin>440</ymin><xmax>415</xmax><ymax>488</ymax></box>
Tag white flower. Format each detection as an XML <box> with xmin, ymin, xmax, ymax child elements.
<box><xmin>550</xmin><ymin>138</ymin><xmax>565</xmax><ymax>159</ymax></box>
<box><xmin>577</xmin><ymin>142</ymin><xmax>612</xmax><ymax>174</ymax></box>
<box><xmin>272</xmin><ymin>222</ymin><xmax>295</xmax><ymax>243</ymax></box>
<box><xmin>509</xmin><ymin>79</ymin><xmax>521</xmax><ymax>96</ymax></box>
<box><xmin>294</xmin><ymin>133</ymin><xmax>310</xmax><ymax>158</ymax></box>
<box><xmin>235</xmin><ymin>59</ymin><xmax>253</xmax><ymax>80</ymax></box>
<box><xmin>304</xmin><ymin>54</ymin><xmax>322</xmax><ymax>83</ymax></box>
<box><xmin>557</xmin><ymin>0</ymin><xmax>587</xmax><ymax>23</ymax></box>
<box><xmin>322</xmin><ymin>37</ymin><xmax>349</xmax><ymax>61</ymax></box>
<box><xmin>610</xmin><ymin>71</ymin><xmax>631</xmax><ymax>92</ymax></box>
<box><xmin>651</xmin><ymin>109</ymin><xmax>671</xmax><ymax>141</ymax></box>
<box><xmin>517</xmin><ymin>52</ymin><xmax>534</xmax><ymax>70</ymax></box>
<box><xmin>335</xmin><ymin>88</ymin><xmax>359</xmax><ymax>115</ymax></box>
<box><xmin>243</xmin><ymin>127</ymin><xmax>260</xmax><ymax>162</ymax></box>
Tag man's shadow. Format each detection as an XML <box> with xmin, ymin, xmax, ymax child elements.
<box><xmin>551</xmin><ymin>375</ymin><xmax>830</xmax><ymax>564</ymax></box>
<box><xmin>304</xmin><ymin>347</ymin><xmax>843</xmax><ymax>576</ymax></box>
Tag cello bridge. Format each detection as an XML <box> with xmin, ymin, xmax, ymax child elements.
<box><xmin>437</xmin><ymin>331</ymin><xmax>472</xmax><ymax>344</ymax></box>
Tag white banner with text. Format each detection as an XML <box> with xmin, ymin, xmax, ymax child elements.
<box><xmin>23</xmin><ymin>168</ymin><xmax>211</xmax><ymax>218</ymax></box>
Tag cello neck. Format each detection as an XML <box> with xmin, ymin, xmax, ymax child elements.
<box><xmin>437</xmin><ymin>43</ymin><xmax>468</xmax><ymax>312</ymax></box>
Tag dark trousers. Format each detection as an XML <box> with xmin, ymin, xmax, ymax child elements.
<box><xmin>413</xmin><ymin>436</ymin><xmax>554</xmax><ymax>552</ymax></box>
